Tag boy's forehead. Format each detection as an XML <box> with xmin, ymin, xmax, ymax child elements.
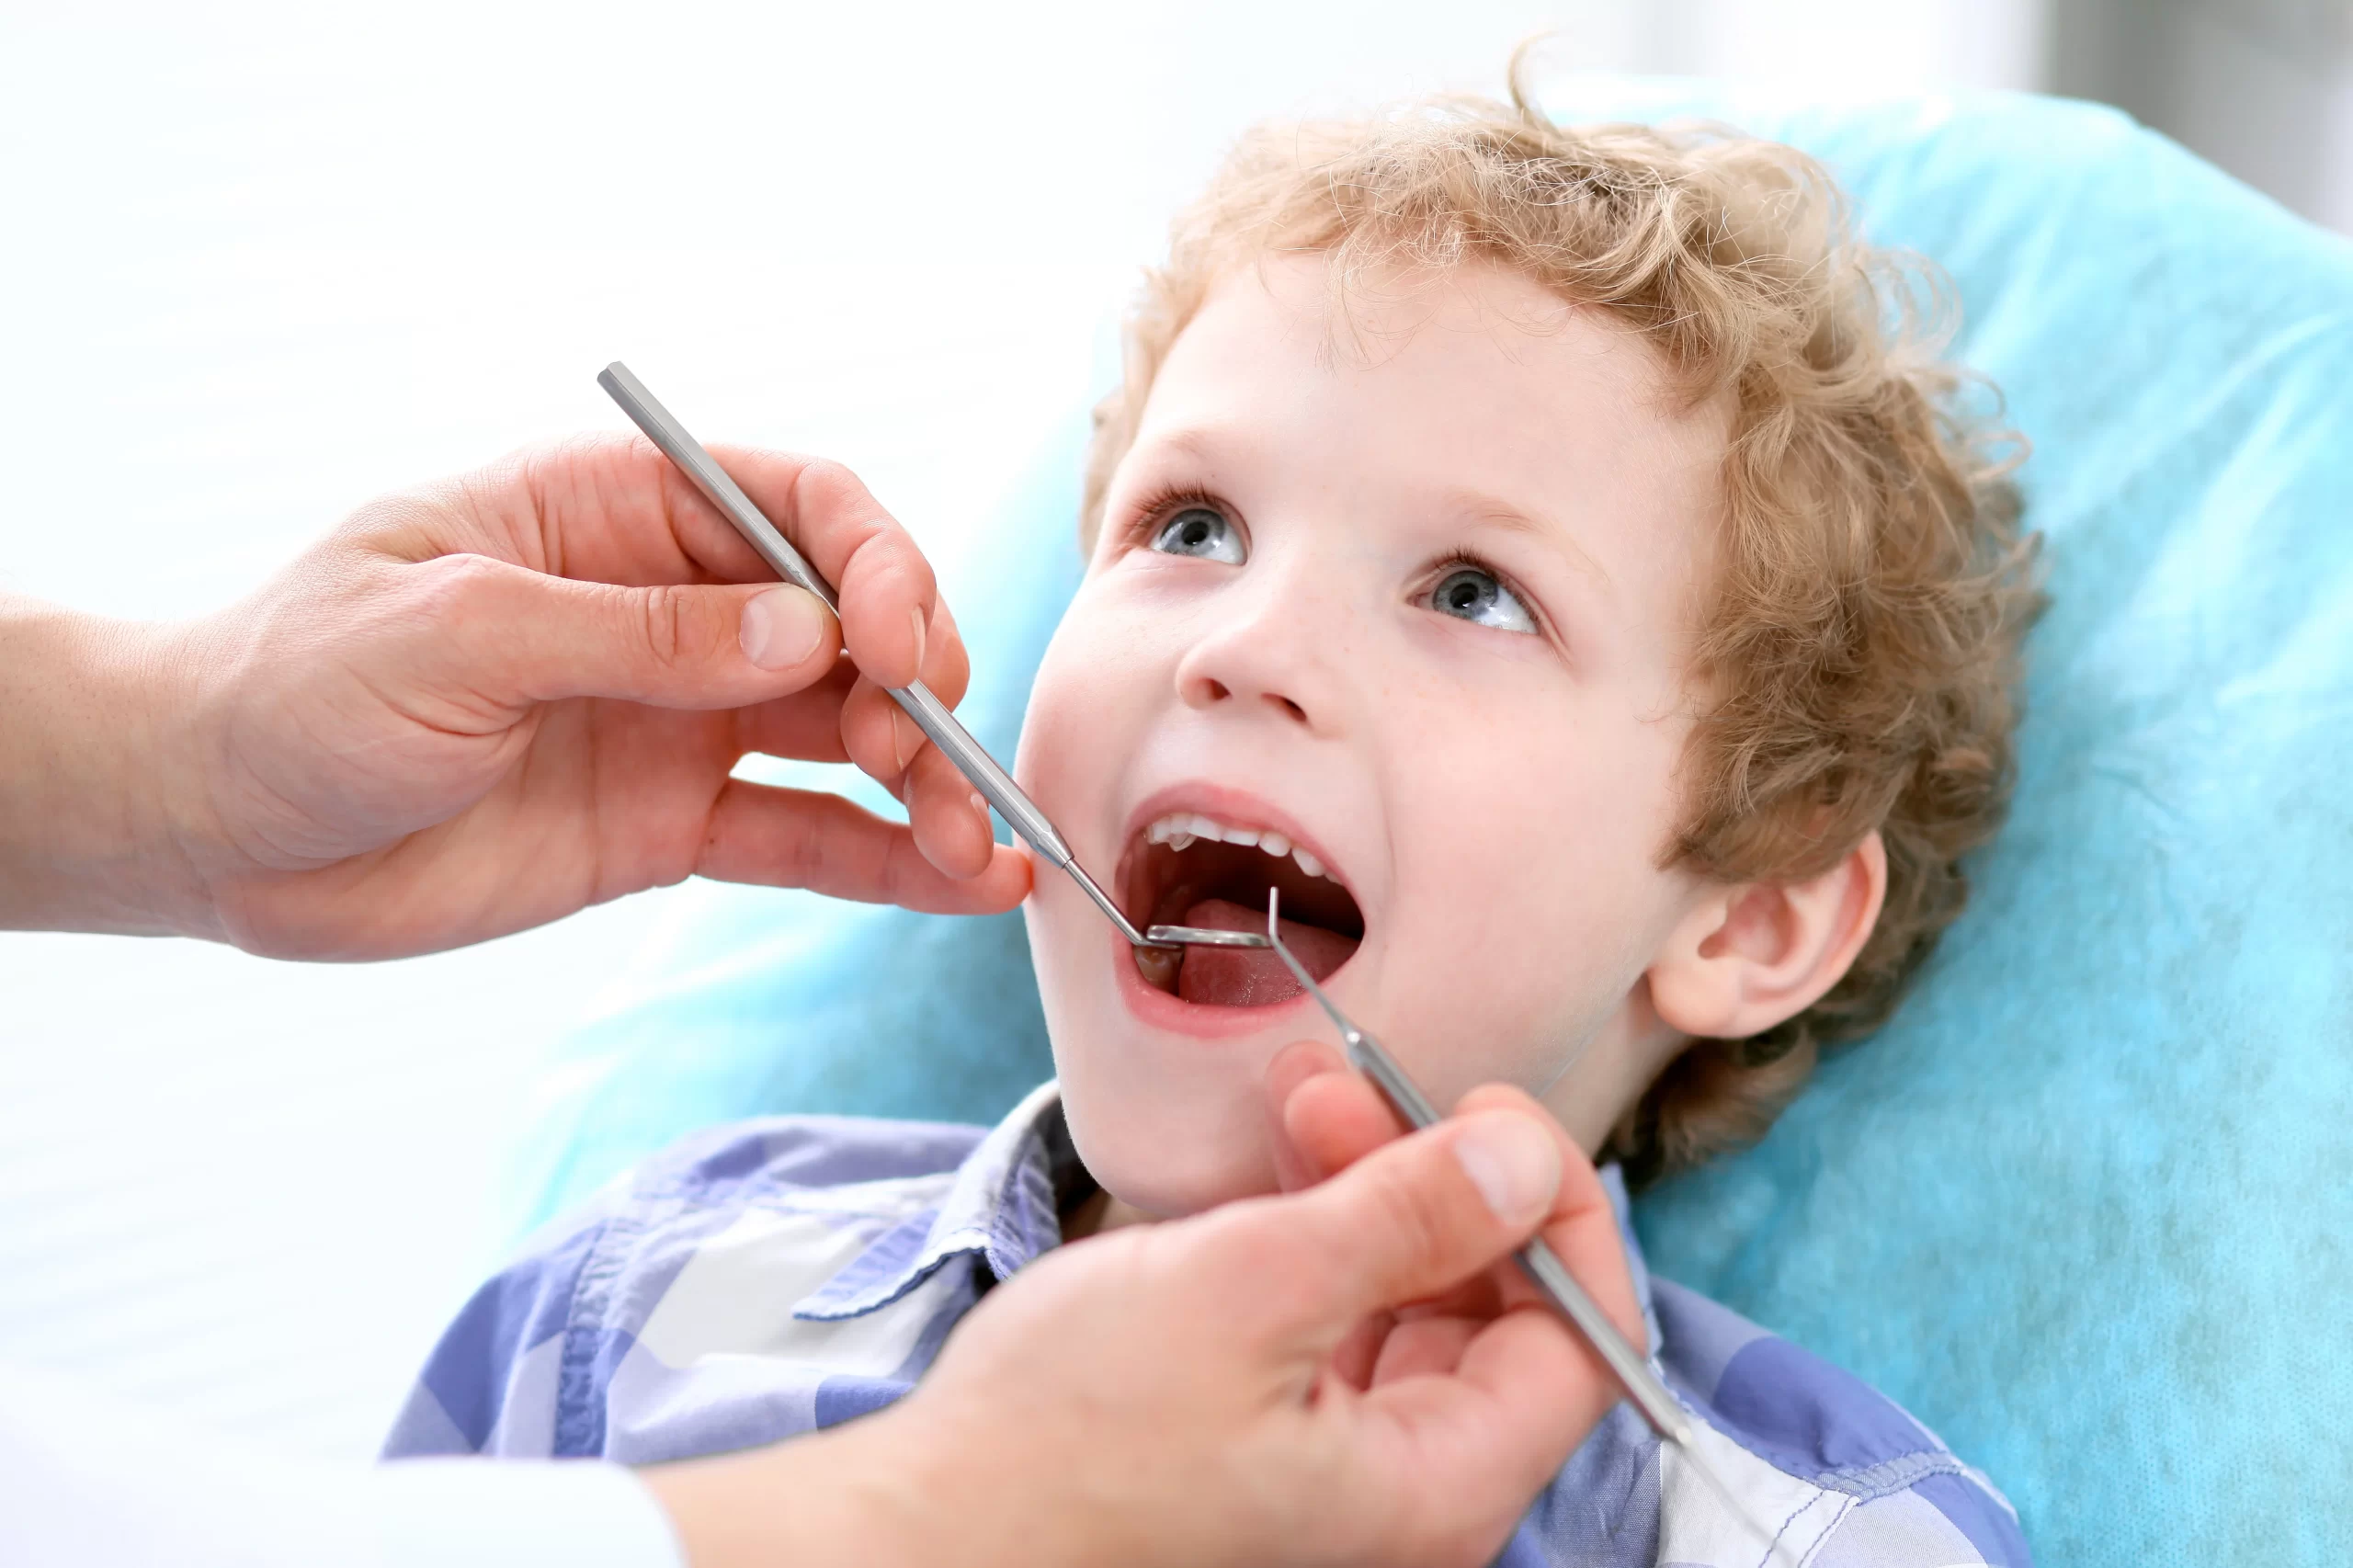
<box><xmin>1131</xmin><ymin>256</ymin><xmax>1729</xmax><ymax>596</ymax></box>
<box><xmin>1140</xmin><ymin>256</ymin><xmax>1724</xmax><ymax>474</ymax></box>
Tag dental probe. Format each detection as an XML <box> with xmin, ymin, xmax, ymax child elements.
<box><xmin>1262</xmin><ymin>891</ymin><xmax>1791</xmax><ymax>1565</ymax></box>
<box><xmin>598</xmin><ymin>362</ymin><xmax>1257</xmax><ymax>953</ymax></box>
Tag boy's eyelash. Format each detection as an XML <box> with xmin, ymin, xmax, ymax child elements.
<box><xmin>1120</xmin><ymin>483</ymin><xmax>1230</xmax><ymax>546</ymax></box>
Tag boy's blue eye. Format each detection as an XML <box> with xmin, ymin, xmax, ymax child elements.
<box><xmin>1151</xmin><ymin>506</ymin><xmax>1245</xmax><ymax>564</ymax></box>
<box><xmin>1429</xmin><ymin>565</ymin><xmax>1538</xmax><ymax>633</ymax></box>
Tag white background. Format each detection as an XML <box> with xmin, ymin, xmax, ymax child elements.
<box><xmin>3</xmin><ymin>0</ymin><xmax>2047</xmax><ymax>1461</ymax></box>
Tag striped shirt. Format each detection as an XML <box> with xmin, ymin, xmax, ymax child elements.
<box><xmin>386</xmin><ymin>1084</ymin><xmax>2029</xmax><ymax>1565</ymax></box>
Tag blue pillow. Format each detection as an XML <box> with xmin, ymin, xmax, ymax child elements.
<box><xmin>513</xmin><ymin>85</ymin><xmax>2353</xmax><ymax>1565</ymax></box>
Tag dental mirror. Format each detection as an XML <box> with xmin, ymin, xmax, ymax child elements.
<box><xmin>1142</xmin><ymin>925</ymin><xmax>1271</xmax><ymax>949</ymax></box>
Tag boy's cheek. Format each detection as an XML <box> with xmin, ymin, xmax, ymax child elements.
<box><xmin>1015</xmin><ymin>637</ymin><xmax>1118</xmax><ymax>812</ymax></box>
<box><xmin>1372</xmin><ymin>774</ymin><xmax>1689</xmax><ymax>1098</ymax></box>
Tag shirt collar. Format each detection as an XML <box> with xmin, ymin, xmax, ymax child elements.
<box><xmin>792</xmin><ymin>1080</ymin><xmax>1662</xmax><ymax>1352</ymax></box>
<box><xmin>792</xmin><ymin>1081</ymin><xmax>1070</xmax><ymax>1322</ymax></box>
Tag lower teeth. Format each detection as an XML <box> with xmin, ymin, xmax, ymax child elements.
<box><xmin>1133</xmin><ymin>945</ymin><xmax>1182</xmax><ymax>992</ymax></box>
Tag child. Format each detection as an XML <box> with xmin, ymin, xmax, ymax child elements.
<box><xmin>389</xmin><ymin>72</ymin><xmax>2038</xmax><ymax>1565</ymax></box>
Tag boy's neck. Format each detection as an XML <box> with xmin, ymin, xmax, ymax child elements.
<box><xmin>1541</xmin><ymin>986</ymin><xmax>1692</xmax><ymax>1158</ymax></box>
<box><xmin>1060</xmin><ymin>1189</ymin><xmax>1149</xmax><ymax>1241</ymax></box>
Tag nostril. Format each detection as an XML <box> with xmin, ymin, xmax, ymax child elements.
<box><xmin>1177</xmin><ymin>670</ymin><xmax>1233</xmax><ymax>711</ymax></box>
<box><xmin>1272</xmin><ymin>695</ymin><xmax>1306</xmax><ymax>723</ymax></box>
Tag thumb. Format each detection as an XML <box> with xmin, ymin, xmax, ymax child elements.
<box><xmin>1237</xmin><ymin>1110</ymin><xmax>1562</xmax><ymax>1336</ymax></box>
<box><xmin>430</xmin><ymin>554</ymin><xmax>842</xmax><ymax>709</ymax></box>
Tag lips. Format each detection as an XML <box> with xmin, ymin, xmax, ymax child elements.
<box><xmin>1119</xmin><ymin>800</ymin><xmax>1366</xmax><ymax>1008</ymax></box>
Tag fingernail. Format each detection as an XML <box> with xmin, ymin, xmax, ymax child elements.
<box><xmin>741</xmin><ymin>587</ymin><xmax>830</xmax><ymax>671</ymax></box>
<box><xmin>892</xmin><ymin>710</ymin><xmax>921</xmax><ymax>775</ymax></box>
<box><xmin>909</xmin><ymin>606</ymin><xmax>929</xmax><ymax>680</ymax></box>
<box><xmin>1454</xmin><ymin>1114</ymin><xmax>1561</xmax><ymax>1227</ymax></box>
<box><xmin>969</xmin><ymin>790</ymin><xmax>988</xmax><ymax>818</ymax></box>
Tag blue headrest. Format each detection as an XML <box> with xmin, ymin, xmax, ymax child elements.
<box><xmin>515</xmin><ymin>85</ymin><xmax>2353</xmax><ymax>1563</ymax></box>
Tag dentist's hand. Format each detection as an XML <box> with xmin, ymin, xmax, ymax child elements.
<box><xmin>0</xmin><ymin>437</ymin><xmax>1029</xmax><ymax>956</ymax></box>
<box><xmin>1266</xmin><ymin>1041</ymin><xmax>1649</xmax><ymax>1412</ymax></box>
<box><xmin>645</xmin><ymin>1090</ymin><xmax>1641</xmax><ymax>1568</ymax></box>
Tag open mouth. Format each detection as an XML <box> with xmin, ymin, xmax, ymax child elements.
<box><xmin>1120</xmin><ymin>810</ymin><xmax>1365</xmax><ymax>1007</ymax></box>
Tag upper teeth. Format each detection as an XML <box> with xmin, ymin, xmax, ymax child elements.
<box><xmin>1144</xmin><ymin>812</ymin><xmax>1331</xmax><ymax>880</ymax></box>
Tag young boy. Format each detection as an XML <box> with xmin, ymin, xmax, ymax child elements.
<box><xmin>388</xmin><ymin>79</ymin><xmax>2038</xmax><ymax>1565</ymax></box>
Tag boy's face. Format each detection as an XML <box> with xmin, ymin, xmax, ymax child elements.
<box><xmin>1017</xmin><ymin>256</ymin><xmax>1731</xmax><ymax>1216</ymax></box>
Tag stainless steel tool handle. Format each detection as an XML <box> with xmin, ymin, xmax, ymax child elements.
<box><xmin>597</xmin><ymin>361</ymin><xmax>1073</xmax><ymax>867</ymax></box>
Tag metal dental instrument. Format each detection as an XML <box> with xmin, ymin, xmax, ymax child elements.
<box><xmin>1262</xmin><ymin>890</ymin><xmax>1790</xmax><ymax>1564</ymax></box>
<box><xmin>1142</xmin><ymin>925</ymin><xmax>1268</xmax><ymax>949</ymax></box>
<box><xmin>598</xmin><ymin>361</ymin><xmax>1256</xmax><ymax>953</ymax></box>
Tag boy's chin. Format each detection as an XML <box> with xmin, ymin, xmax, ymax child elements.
<box><xmin>1061</xmin><ymin>1085</ymin><xmax>1284</xmax><ymax>1221</ymax></box>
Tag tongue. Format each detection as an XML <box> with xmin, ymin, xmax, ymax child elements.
<box><xmin>1174</xmin><ymin>898</ymin><xmax>1359</xmax><ymax>1007</ymax></box>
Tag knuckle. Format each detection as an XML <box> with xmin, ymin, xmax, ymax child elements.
<box><xmin>771</xmin><ymin>824</ymin><xmax>825</xmax><ymax>892</ymax></box>
<box><xmin>791</xmin><ymin>454</ymin><xmax>858</xmax><ymax>500</ymax></box>
<box><xmin>408</xmin><ymin>551</ymin><xmax>509</xmax><ymax>620</ymax></box>
<box><xmin>781</xmin><ymin>802</ymin><xmax>841</xmax><ymax>891</ymax></box>
<box><xmin>841</xmin><ymin>686</ymin><xmax>894</xmax><ymax>767</ymax></box>
<box><xmin>789</xmin><ymin>457</ymin><xmax>875</xmax><ymax>540</ymax></box>
<box><xmin>635</xmin><ymin>584</ymin><xmax>697</xmax><ymax>667</ymax></box>
<box><xmin>892</xmin><ymin>834</ymin><xmax>949</xmax><ymax>906</ymax></box>
<box><xmin>339</xmin><ymin>489</ymin><xmax>449</xmax><ymax>553</ymax></box>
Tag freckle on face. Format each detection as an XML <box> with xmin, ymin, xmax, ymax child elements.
<box><xmin>1015</xmin><ymin>255</ymin><xmax>1730</xmax><ymax>1218</ymax></box>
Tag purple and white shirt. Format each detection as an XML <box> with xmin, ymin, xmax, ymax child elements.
<box><xmin>386</xmin><ymin>1083</ymin><xmax>2029</xmax><ymax>1566</ymax></box>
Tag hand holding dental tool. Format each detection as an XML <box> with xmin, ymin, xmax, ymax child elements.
<box><xmin>846</xmin><ymin>1076</ymin><xmax>1629</xmax><ymax>1568</ymax></box>
<box><xmin>598</xmin><ymin>362</ymin><xmax>1262</xmax><ymax>955</ymax></box>
<box><xmin>2</xmin><ymin>416</ymin><xmax>1030</xmax><ymax>954</ymax></box>
<box><xmin>1264</xmin><ymin>891</ymin><xmax>1793</xmax><ymax>1565</ymax></box>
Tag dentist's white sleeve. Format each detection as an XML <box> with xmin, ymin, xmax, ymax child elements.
<box><xmin>0</xmin><ymin>1362</ymin><xmax>686</xmax><ymax>1568</ymax></box>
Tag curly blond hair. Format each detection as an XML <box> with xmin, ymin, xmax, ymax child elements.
<box><xmin>1080</xmin><ymin>66</ymin><xmax>2040</xmax><ymax>1184</ymax></box>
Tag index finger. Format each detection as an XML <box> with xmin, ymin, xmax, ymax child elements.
<box><xmin>1278</xmin><ymin>1049</ymin><xmax>1409</xmax><ymax>1185</ymax></box>
<box><xmin>723</xmin><ymin>450</ymin><xmax>948</xmax><ymax>696</ymax></box>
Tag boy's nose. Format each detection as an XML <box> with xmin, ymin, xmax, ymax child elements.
<box><xmin>1172</xmin><ymin>571</ymin><xmax>1347</xmax><ymax>733</ymax></box>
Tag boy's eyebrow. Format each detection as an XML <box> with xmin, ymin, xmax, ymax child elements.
<box><xmin>1142</xmin><ymin>426</ymin><xmax>1234</xmax><ymax>468</ymax></box>
<box><xmin>1441</xmin><ymin>486</ymin><xmax>1616</xmax><ymax>602</ymax></box>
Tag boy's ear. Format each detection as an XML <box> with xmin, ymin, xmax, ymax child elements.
<box><xmin>1646</xmin><ymin>831</ymin><xmax>1888</xmax><ymax>1042</ymax></box>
